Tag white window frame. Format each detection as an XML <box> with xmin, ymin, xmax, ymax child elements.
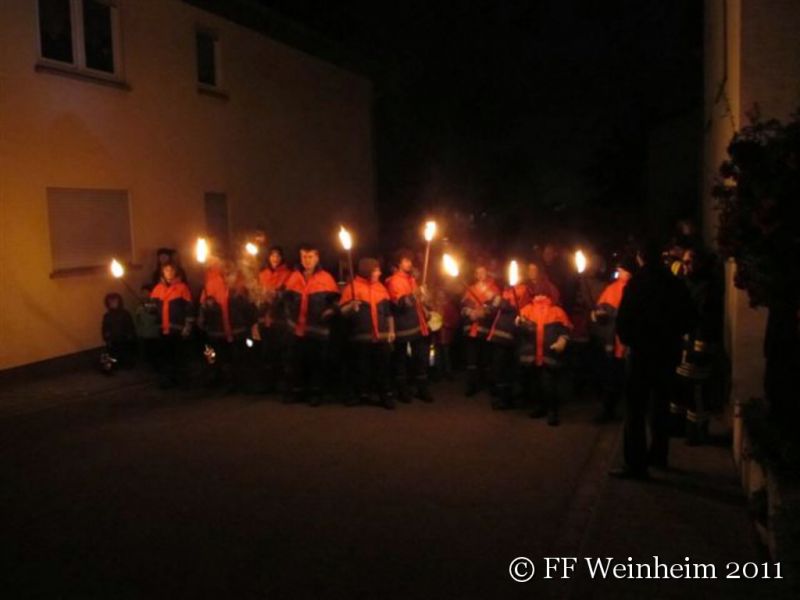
<box><xmin>36</xmin><ymin>0</ymin><xmax>124</xmax><ymax>83</ymax></box>
<box><xmin>196</xmin><ymin>27</ymin><xmax>226</xmax><ymax>95</ymax></box>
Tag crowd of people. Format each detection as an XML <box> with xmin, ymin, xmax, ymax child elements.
<box><xmin>100</xmin><ymin>222</ymin><xmax>722</xmax><ymax>478</ymax></box>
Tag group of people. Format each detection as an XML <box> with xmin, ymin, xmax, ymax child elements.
<box><xmin>100</xmin><ymin>225</ymin><xmax>721</xmax><ymax>475</ymax></box>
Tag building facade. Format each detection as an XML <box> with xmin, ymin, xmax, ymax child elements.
<box><xmin>0</xmin><ymin>0</ymin><xmax>376</xmax><ymax>370</ymax></box>
<box><xmin>703</xmin><ymin>0</ymin><xmax>800</xmax><ymax>406</ymax></box>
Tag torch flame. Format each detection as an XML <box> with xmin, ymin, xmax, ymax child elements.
<box><xmin>195</xmin><ymin>237</ymin><xmax>209</xmax><ymax>264</ymax></box>
<box><xmin>245</xmin><ymin>242</ymin><xmax>258</xmax><ymax>256</ymax></box>
<box><xmin>110</xmin><ymin>258</ymin><xmax>125</xmax><ymax>278</ymax></box>
<box><xmin>338</xmin><ymin>226</ymin><xmax>353</xmax><ymax>251</ymax></box>
<box><xmin>424</xmin><ymin>220</ymin><xmax>437</xmax><ymax>242</ymax></box>
<box><xmin>575</xmin><ymin>249</ymin><xmax>587</xmax><ymax>274</ymax></box>
<box><xmin>442</xmin><ymin>253</ymin><xmax>459</xmax><ymax>277</ymax></box>
<box><xmin>508</xmin><ymin>260</ymin><xmax>520</xmax><ymax>287</ymax></box>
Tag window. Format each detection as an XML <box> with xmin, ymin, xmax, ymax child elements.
<box><xmin>196</xmin><ymin>30</ymin><xmax>219</xmax><ymax>88</ymax></box>
<box><xmin>47</xmin><ymin>188</ymin><xmax>132</xmax><ymax>274</ymax></box>
<box><xmin>37</xmin><ymin>0</ymin><xmax>121</xmax><ymax>78</ymax></box>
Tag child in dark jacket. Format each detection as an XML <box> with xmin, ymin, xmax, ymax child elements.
<box><xmin>102</xmin><ymin>292</ymin><xmax>136</xmax><ymax>367</ymax></box>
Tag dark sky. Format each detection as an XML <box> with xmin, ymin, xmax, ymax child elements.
<box><xmin>256</xmin><ymin>0</ymin><xmax>703</xmax><ymax>247</ymax></box>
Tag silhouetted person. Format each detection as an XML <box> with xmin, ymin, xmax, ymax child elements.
<box><xmin>610</xmin><ymin>240</ymin><xmax>696</xmax><ymax>479</ymax></box>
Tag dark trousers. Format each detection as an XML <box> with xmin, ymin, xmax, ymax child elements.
<box><xmin>490</xmin><ymin>342</ymin><xmax>516</xmax><ymax>401</ymax></box>
<box><xmin>521</xmin><ymin>365</ymin><xmax>562</xmax><ymax>415</ymax></box>
<box><xmin>352</xmin><ymin>342</ymin><xmax>393</xmax><ymax>398</ymax></box>
<box><xmin>623</xmin><ymin>352</ymin><xmax>676</xmax><ymax>472</ymax></box>
<box><xmin>465</xmin><ymin>337</ymin><xmax>490</xmax><ymax>389</ymax></box>
<box><xmin>205</xmin><ymin>338</ymin><xmax>250</xmax><ymax>391</ymax></box>
<box><xmin>156</xmin><ymin>332</ymin><xmax>189</xmax><ymax>387</ymax></box>
<box><xmin>287</xmin><ymin>336</ymin><xmax>328</xmax><ymax>398</ymax></box>
<box><xmin>393</xmin><ymin>336</ymin><xmax>429</xmax><ymax>393</ymax></box>
<box><xmin>259</xmin><ymin>324</ymin><xmax>288</xmax><ymax>392</ymax></box>
<box><xmin>599</xmin><ymin>355</ymin><xmax>626</xmax><ymax>415</ymax></box>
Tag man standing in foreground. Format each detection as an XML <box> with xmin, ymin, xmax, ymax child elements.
<box><xmin>610</xmin><ymin>240</ymin><xmax>696</xmax><ymax>479</ymax></box>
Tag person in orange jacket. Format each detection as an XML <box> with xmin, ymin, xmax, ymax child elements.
<box><xmin>198</xmin><ymin>259</ymin><xmax>257</xmax><ymax>393</ymax></box>
<box><xmin>386</xmin><ymin>248</ymin><xmax>434</xmax><ymax>403</ymax></box>
<box><xmin>257</xmin><ymin>246</ymin><xmax>292</xmax><ymax>393</ymax></box>
<box><xmin>486</xmin><ymin>277</ymin><xmax>528</xmax><ymax>409</ymax></box>
<box><xmin>340</xmin><ymin>257</ymin><xmax>396</xmax><ymax>409</ymax></box>
<box><xmin>150</xmin><ymin>263</ymin><xmax>195</xmax><ymax>388</ymax></box>
<box><xmin>590</xmin><ymin>255</ymin><xmax>636</xmax><ymax>422</ymax></box>
<box><xmin>517</xmin><ymin>294</ymin><xmax>573</xmax><ymax>425</ymax></box>
<box><xmin>283</xmin><ymin>243</ymin><xmax>341</xmax><ymax>406</ymax></box>
<box><xmin>461</xmin><ymin>263</ymin><xmax>501</xmax><ymax>396</ymax></box>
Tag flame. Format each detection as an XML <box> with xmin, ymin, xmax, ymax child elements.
<box><xmin>575</xmin><ymin>250</ymin><xmax>587</xmax><ymax>274</ymax></box>
<box><xmin>338</xmin><ymin>226</ymin><xmax>353</xmax><ymax>251</ymax></box>
<box><xmin>424</xmin><ymin>220</ymin><xmax>437</xmax><ymax>242</ymax></box>
<box><xmin>110</xmin><ymin>258</ymin><xmax>125</xmax><ymax>278</ymax></box>
<box><xmin>245</xmin><ymin>242</ymin><xmax>258</xmax><ymax>256</ymax></box>
<box><xmin>508</xmin><ymin>260</ymin><xmax>520</xmax><ymax>287</ymax></box>
<box><xmin>195</xmin><ymin>237</ymin><xmax>209</xmax><ymax>263</ymax></box>
<box><xmin>246</xmin><ymin>338</ymin><xmax>254</xmax><ymax>348</ymax></box>
<box><xmin>442</xmin><ymin>253</ymin><xmax>459</xmax><ymax>277</ymax></box>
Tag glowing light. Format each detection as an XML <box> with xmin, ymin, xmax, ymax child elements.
<box><xmin>613</xmin><ymin>269</ymin><xmax>620</xmax><ymax>280</ymax></box>
<box><xmin>442</xmin><ymin>253</ymin><xmax>459</xmax><ymax>277</ymax></box>
<box><xmin>246</xmin><ymin>338</ymin><xmax>254</xmax><ymax>348</ymax></box>
<box><xmin>245</xmin><ymin>242</ymin><xmax>258</xmax><ymax>256</ymax></box>
<box><xmin>508</xmin><ymin>260</ymin><xmax>520</xmax><ymax>287</ymax></box>
<box><xmin>338</xmin><ymin>226</ymin><xmax>353</xmax><ymax>251</ymax></box>
<box><xmin>575</xmin><ymin>250</ymin><xmax>587</xmax><ymax>274</ymax></box>
<box><xmin>423</xmin><ymin>220</ymin><xmax>437</xmax><ymax>242</ymax></box>
<box><xmin>195</xmin><ymin>237</ymin><xmax>209</xmax><ymax>264</ymax></box>
<box><xmin>110</xmin><ymin>258</ymin><xmax>125</xmax><ymax>278</ymax></box>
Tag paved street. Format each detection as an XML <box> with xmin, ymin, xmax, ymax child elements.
<box><xmin>0</xmin><ymin>372</ymin><xmax>791</xmax><ymax>599</ymax></box>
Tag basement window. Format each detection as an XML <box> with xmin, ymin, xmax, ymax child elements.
<box><xmin>47</xmin><ymin>188</ymin><xmax>133</xmax><ymax>277</ymax></box>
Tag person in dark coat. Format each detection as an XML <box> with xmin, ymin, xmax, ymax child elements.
<box><xmin>610</xmin><ymin>240</ymin><xmax>696</xmax><ymax>479</ymax></box>
<box><xmin>102</xmin><ymin>292</ymin><xmax>136</xmax><ymax>367</ymax></box>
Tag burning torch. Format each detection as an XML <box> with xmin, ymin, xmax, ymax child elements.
<box><xmin>421</xmin><ymin>220</ymin><xmax>437</xmax><ymax>287</ymax></box>
<box><xmin>574</xmin><ymin>249</ymin><xmax>596</xmax><ymax>306</ymax></box>
<box><xmin>195</xmin><ymin>237</ymin><xmax>210</xmax><ymax>264</ymax></box>
<box><xmin>507</xmin><ymin>259</ymin><xmax>521</xmax><ymax>313</ymax></box>
<box><xmin>442</xmin><ymin>253</ymin><xmax>460</xmax><ymax>279</ymax></box>
<box><xmin>109</xmin><ymin>258</ymin><xmax>138</xmax><ymax>297</ymax></box>
<box><xmin>338</xmin><ymin>225</ymin><xmax>357</xmax><ymax>304</ymax></box>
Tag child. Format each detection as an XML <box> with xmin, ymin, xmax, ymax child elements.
<box><xmin>135</xmin><ymin>284</ymin><xmax>161</xmax><ymax>369</ymax></box>
<box><xmin>102</xmin><ymin>292</ymin><xmax>136</xmax><ymax>368</ymax></box>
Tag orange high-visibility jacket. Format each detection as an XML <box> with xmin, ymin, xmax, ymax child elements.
<box><xmin>518</xmin><ymin>295</ymin><xmax>573</xmax><ymax>367</ymax></box>
<box><xmin>283</xmin><ymin>268</ymin><xmax>340</xmax><ymax>338</ymax></box>
<box><xmin>258</xmin><ymin>263</ymin><xmax>292</xmax><ymax>327</ymax></box>
<box><xmin>461</xmin><ymin>279</ymin><xmax>501</xmax><ymax>339</ymax></box>
<box><xmin>150</xmin><ymin>279</ymin><xmax>194</xmax><ymax>335</ymax></box>
<box><xmin>340</xmin><ymin>277</ymin><xmax>393</xmax><ymax>342</ymax></box>
<box><xmin>593</xmin><ymin>278</ymin><xmax>628</xmax><ymax>358</ymax></box>
<box><xmin>385</xmin><ymin>270</ymin><xmax>429</xmax><ymax>340</ymax></box>
<box><xmin>486</xmin><ymin>283</ymin><xmax>530</xmax><ymax>344</ymax></box>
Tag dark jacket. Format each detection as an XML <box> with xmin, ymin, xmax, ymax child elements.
<box><xmin>102</xmin><ymin>308</ymin><xmax>136</xmax><ymax>343</ymax></box>
<box><xmin>150</xmin><ymin>279</ymin><xmax>194</xmax><ymax>334</ymax></box>
<box><xmin>517</xmin><ymin>295</ymin><xmax>573</xmax><ymax>367</ymax></box>
<box><xmin>617</xmin><ymin>264</ymin><xmax>696</xmax><ymax>363</ymax></box>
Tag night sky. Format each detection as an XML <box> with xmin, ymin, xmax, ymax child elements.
<box><xmin>256</xmin><ymin>0</ymin><xmax>703</xmax><ymax>249</ymax></box>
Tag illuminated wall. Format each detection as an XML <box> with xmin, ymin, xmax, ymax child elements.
<box><xmin>0</xmin><ymin>0</ymin><xmax>375</xmax><ymax>369</ymax></box>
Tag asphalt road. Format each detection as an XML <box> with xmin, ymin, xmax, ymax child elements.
<box><xmin>0</xmin><ymin>377</ymin><xmax>788</xmax><ymax>599</ymax></box>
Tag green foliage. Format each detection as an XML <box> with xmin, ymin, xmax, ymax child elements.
<box><xmin>714</xmin><ymin>106</ymin><xmax>800</xmax><ymax>307</ymax></box>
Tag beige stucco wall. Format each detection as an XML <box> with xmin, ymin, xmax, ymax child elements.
<box><xmin>0</xmin><ymin>0</ymin><xmax>375</xmax><ymax>369</ymax></box>
<box><xmin>704</xmin><ymin>0</ymin><xmax>800</xmax><ymax>406</ymax></box>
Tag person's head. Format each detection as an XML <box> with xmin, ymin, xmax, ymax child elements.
<box><xmin>156</xmin><ymin>248</ymin><xmax>172</xmax><ymax>266</ymax></box>
<box><xmin>268</xmin><ymin>246</ymin><xmax>284</xmax><ymax>269</ymax></box>
<box><xmin>393</xmin><ymin>248</ymin><xmax>414</xmax><ymax>273</ymax></box>
<box><xmin>526</xmin><ymin>261</ymin><xmax>541</xmax><ymax>282</ymax></box>
<box><xmin>358</xmin><ymin>257</ymin><xmax>381</xmax><ymax>283</ymax></box>
<box><xmin>636</xmin><ymin>239</ymin><xmax>663</xmax><ymax>268</ymax></box>
<box><xmin>542</xmin><ymin>243</ymin><xmax>558</xmax><ymax>266</ymax></box>
<box><xmin>104</xmin><ymin>292</ymin><xmax>123</xmax><ymax>310</ymax></box>
<box><xmin>299</xmin><ymin>244</ymin><xmax>320</xmax><ymax>272</ymax></box>
<box><xmin>161</xmin><ymin>263</ymin><xmax>177</xmax><ymax>283</ymax></box>
<box><xmin>474</xmin><ymin>265</ymin><xmax>488</xmax><ymax>283</ymax></box>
